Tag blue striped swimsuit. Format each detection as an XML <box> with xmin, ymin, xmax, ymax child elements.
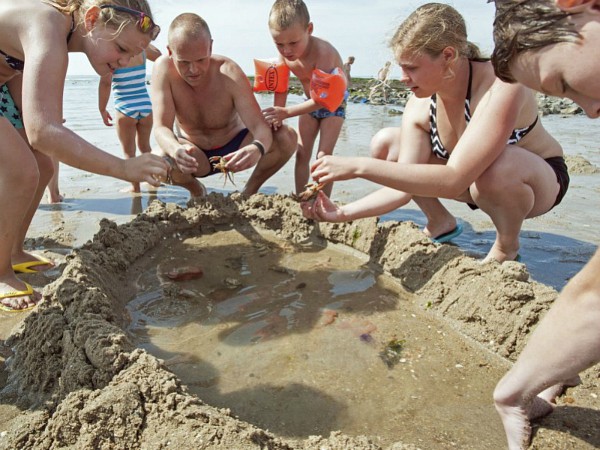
<box><xmin>112</xmin><ymin>54</ymin><xmax>152</xmax><ymax>120</ymax></box>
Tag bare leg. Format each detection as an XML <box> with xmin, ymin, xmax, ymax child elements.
<box><xmin>244</xmin><ymin>125</ymin><xmax>296</xmax><ymax>195</ymax></box>
<box><xmin>413</xmin><ymin>196</ymin><xmax>458</xmax><ymax>238</ymax></box>
<box><xmin>11</xmin><ymin>136</ymin><xmax>55</xmax><ymax>272</ymax></box>
<box><xmin>295</xmin><ymin>114</ymin><xmax>318</xmax><ymax>195</ymax></box>
<box><xmin>0</xmin><ymin>120</ymin><xmax>42</xmax><ymax>310</ymax></box>
<box><xmin>135</xmin><ymin>113</ymin><xmax>154</xmax><ymax>192</ymax></box>
<box><xmin>494</xmin><ymin>249</ymin><xmax>600</xmax><ymax>449</ymax></box>
<box><xmin>115</xmin><ymin>112</ymin><xmax>141</xmax><ymax>193</ymax></box>
<box><xmin>370</xmin><ymin>127</ymin><xmax>458</xmax><ymax>238</ymax></box>
<box><xmin>370</xmin><ymin>127</ymin><xmax>402</xmax><ymax>161</ymax></box>
<box><xmin>46</xmin><ymin>157</ymin><xmax>63</xmax><ymax>203</ymax></box>
<box><xmin>314</xmin><ymin>115</ymin><xmax>344</xmax><ymax>198</ymax></box>
<box><xmin>471</xmin><ymin>146</ymin><xmax>559</xmax><ymax>263</ymax></box>
<box><xmin>136</xmin><ymin>113</ymin><xmax>153</xmax><ymax>155</ymax></box>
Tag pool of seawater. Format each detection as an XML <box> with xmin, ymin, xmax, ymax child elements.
<box><xmin>126</xmin><ymin>226</ymin><xmax>508</xmax><ymax>449</ymax></box>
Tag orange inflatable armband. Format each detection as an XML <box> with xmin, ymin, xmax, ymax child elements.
<box><xmin>253</xmin><ymin>59</ymin><xmax>290</xmax><ymax>93</ymax></box>
<box><xmin>309</xmin><ymin>67</ymin><xmax>348</xmax><ymax>112</ymax></box>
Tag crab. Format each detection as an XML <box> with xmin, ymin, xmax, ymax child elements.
<box><xmin>292</xmin><ymin>182</ymin><xmax>325</xmax><ymax>202</ymax></box>
<box><xmin>209</xmin><ymin>156</ymin><xmax>236</xmax><ymax>187</ymax></box>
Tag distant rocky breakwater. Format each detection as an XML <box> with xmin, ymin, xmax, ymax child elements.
<box><xmin>279</xmin><ymin>77</ymin><xmax>584</xmax><ymax>116</ymax></box>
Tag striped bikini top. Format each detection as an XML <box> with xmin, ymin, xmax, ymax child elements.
<box><xmin>429</xmin><ymin>61</ymin><xmax>538</xmax><ymax>160</ymax></box>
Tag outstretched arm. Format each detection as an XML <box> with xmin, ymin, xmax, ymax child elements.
<box><xmin>311</xmin><ymin>79</ymin><xmax>522</xmax><ymax>199</ymax></box>
<box><xmin>21</xmin><ymin>19</ymin><xmax>166</xmax><ymax>185</ymax></box>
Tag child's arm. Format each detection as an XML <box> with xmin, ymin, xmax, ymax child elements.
<box><xmin>98</xmin><ymin>74</ymin><xmax>113</xmax><ymax>127</ymax></box>
<box><xmin>145</xmin><ymin>43</ymin><xmax>162</xmax><ymax>62</ymax></box>
<box><xmin>262</xmin><ymin>97</ymin><xmax>320</xmax><ymax>129</ymax></box>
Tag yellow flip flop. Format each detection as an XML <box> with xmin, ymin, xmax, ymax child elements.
<box><xmin>0</xmin><ymin>282</ymin><xmax>38</xmax><ymax>312</ymax></box>
<box><xmin>12</xmin><ymin>256</ymin><xmax>54</xmax><ymax>274</ymax></box>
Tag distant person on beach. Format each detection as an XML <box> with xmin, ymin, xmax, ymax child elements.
<box><xmin>0</xmin><ymin>0</ymin><xmax>168</xmax><ymax>312</ymax></box>
<box><xmin>99</xmin><ymin>43</ymin><xmax>162</xmax><ymax>193</ymax></box>
<box><xmin>303</xmin><ymin>2</ymin><xmax>569</xmax><ymax>264</ymax></box>
<box><xmin>368</xmin><ymin>60</ymin><xmax>392</xmax><ymax>102</ymax></box>
<box><xmin>491</xmin><ymin>1</ymin><xmax>600</xmax><ymax>449</ymax></box>
<box><xmin>151</xmin><ymin>13</ymin><xmax>296</xmax><ymax>197</ymax></box>
<box><xmin>261</xmin><ymin>0</ymin><xmax>346</xmax><ymax>198</ymax></box>
<box><xmin>342</xmin><ymin>55</ymin><xmax>355</xmax><ymax>88</ymax></box>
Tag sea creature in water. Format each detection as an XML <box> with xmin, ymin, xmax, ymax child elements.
<box><xmin>318</xmin><ymin>309</ymin><xmax>339</xmax><ymax>327</ymax></box>
<box><xmin>379</xmin><ymin>337</ymin><xmax>405</xmax><ymax>369</ymax></box>
<box><xmin>164</xmin><ymin>265</ymin><xmax>204</xmax><ymax>281</ymax></box>
<box><xmin>209</xmin><ymin>156</ymin><xmax>236</xmax><ymax>187</ymax></box>
<box><xmin>292</xmin><ymin>182</ymin><xmax>325</xmax><ymax>202</ymax></box>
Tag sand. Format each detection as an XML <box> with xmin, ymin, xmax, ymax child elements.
<box><xmin>1</xmin><ymin>193</ymin><xmax>599</xmax><ymax>450</ymax></box>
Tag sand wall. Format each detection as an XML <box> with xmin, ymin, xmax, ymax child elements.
<box><xmin>0</xmin><ymin>194</ymin><xmax>561</xmax><ymax>450</ymax></box>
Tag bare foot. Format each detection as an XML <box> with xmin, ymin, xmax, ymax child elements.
<box><xmin>482</xmin><ymin>245</ymin><xmax>520</xmax><ymax>264</ymax></box>
<box><xmin>47</xmin><ymin>192</ymin><xmax>64</xmax><ymax>204</ymax></box>
<box><xmin>422</xmin><ymin>219</ymin><xmax>458</xmax><ymax>240</ymax></box>
<box><xmin>495</xmin><ymin>402</ymin><xmax>532</xmax><ymax>450</ymax></box>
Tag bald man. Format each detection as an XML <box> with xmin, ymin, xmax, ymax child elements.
<box><xmin>152</xmin><ymin>13</ymin><xmax>296</xmax><ymax>196</ymax></box>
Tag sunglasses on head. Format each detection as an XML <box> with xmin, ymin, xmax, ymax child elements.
<box><xmin>100</xmin><ymin>4</ymin><xmax>160</xmax><ymax>40</ymax></box>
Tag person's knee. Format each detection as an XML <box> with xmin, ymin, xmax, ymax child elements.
<box><xmin>370</xmin><ymin>128</ymin><xmax>397</xmax><ymax>159</ymax></box>
<box><xmin>35</xmin><ymin>152</ymin><xmax>54</xmax><ymax>182</ymax></box>
<box><xmin>12</xmin><ymin>157</ymin><xmax>40</xmax><ymax>196</ymax></box>
<box><xmin>473</xmin><ymin>156</ymin><xmax>517</xmax><ymax>200</ymax></box>
<box><xmin>272</xmin><ymin>126</ymin><xmax>297</xmax><ymax>157</ymax></box>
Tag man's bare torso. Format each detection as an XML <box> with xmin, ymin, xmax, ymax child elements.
<box><xmin>168</xmin><ymin>56</ymin><xmax>245</xmax><ymax>149</ymax></box>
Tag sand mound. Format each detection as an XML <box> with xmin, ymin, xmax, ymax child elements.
<box><xmin>0</xmin><ymin>194</ymin><xmax>572</xmax><ymax>449</ymax></box>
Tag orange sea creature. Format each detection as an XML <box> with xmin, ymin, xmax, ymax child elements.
<box><xmin>318</xmin><ymin>308</ymin><xmax>339</xmax><ymax>327</ymax></box>
<box><xmin>292</xmin><ymin>182</ymin><xmax>325</xmax><ymax>202</ymax></box>
<box><xmin>165</xmin><ymin>266</ymin><xmax>204</xmax><ymax>281</ymax></box>
<box><xmin>209</xmin><ymin>156</ymin><xmax>236</xmax><ymax>187</ymax></box>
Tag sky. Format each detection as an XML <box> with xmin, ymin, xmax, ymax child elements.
<box><xmin>67</xmin><ymin>0</ymin><xmax>497</xmax><ymax>78</ymax></box>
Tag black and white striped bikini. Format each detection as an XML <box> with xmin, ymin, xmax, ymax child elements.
<box><xmin>429</xmin><ymin>61</ymin><xmax>538</xmax><ymax>160</ymax></box>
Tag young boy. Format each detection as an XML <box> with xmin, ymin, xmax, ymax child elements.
<box><xmin>262</xmin><ymin>0</ymin><xmax>346</xmax><ymax>197</ymax></box>
<box><xmin>491</xmin><ymin>0</ymin><xmax>600</xmax><ymax>448</ymax></box>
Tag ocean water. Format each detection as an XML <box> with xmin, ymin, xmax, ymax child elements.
<box><xmin>32</xmin><ymin>75</ymin><xmax>600</xmax><ymax>291</ymax></box>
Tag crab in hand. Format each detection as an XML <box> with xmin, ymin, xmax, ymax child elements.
<box><xmin>292</xmin><ymin>182</ymin><xmax>325</xmax><ymax>202</ymax></box>
<box><xmin>209</xmin><ymin>156</ymin><xmax>236</xmax><ymax>187</ymax></box>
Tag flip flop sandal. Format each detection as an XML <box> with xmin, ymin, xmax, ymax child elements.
<box><xmin>0</xmin><ymin>282</ymin><xmax>38</xmax><ymax>312</ymax></box>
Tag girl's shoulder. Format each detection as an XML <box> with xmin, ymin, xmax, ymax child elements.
<box><xmin>404</xmin><ymin>94</ymin><xmax>431</xmax><ymax>125</ymax></box>
<box><xmin>471</xmin><ymin>61</ymin><xmax>533</xmax><ymax>110</ymax></box>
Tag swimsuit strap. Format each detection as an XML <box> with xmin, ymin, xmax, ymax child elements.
<box><xmin>464</xmin><ymin>60</ymin><xmax>473</xmax><ymax>120</ymax></box>
<box><xmin>466</xmin><ymin>61</ymin><xmax>473</xmax><ymax>102</ymax></box>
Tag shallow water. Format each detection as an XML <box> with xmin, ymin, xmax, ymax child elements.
<box><xmin>127</xmin><ymin>227</ymin><xmax>508</xmax><ymax>449</ymax></box>
<box><xmin>30</xmin><ymin>77</ymin><xmax>600</xmax><ymax>293</ymax></box>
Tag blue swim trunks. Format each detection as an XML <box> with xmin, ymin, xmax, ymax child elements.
<box><xmin>0</xmin><ymin>84</ymin><xmax>24</xmax><ymax>129</ymax></box>
<box><xmin>310</xmin><ymin>101</ymin><xmax>347</xmax><ymax>120</ymax></box>
<box><xmin>201</xmin><ymin>128</ymin><xmax>250</xmax><ymax>177</ymax></box>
